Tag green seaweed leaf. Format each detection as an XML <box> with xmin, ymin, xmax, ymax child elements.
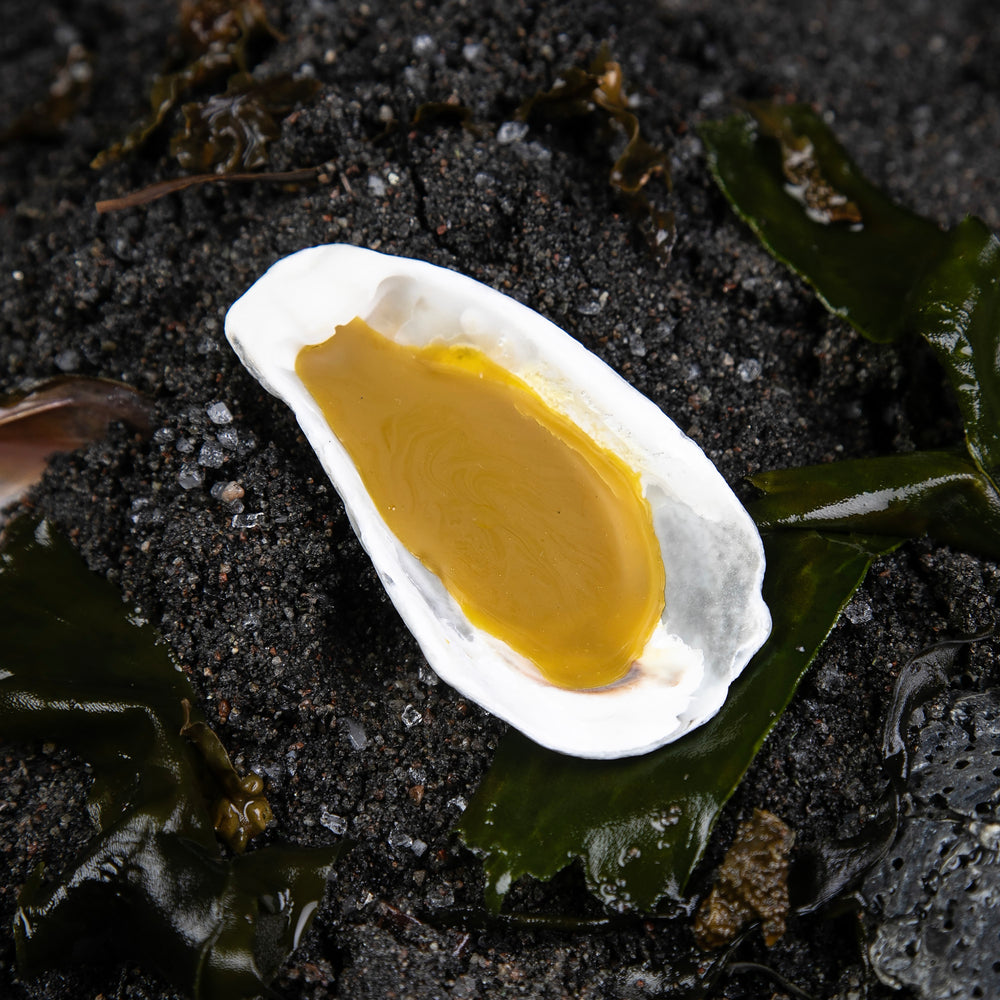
<box><xmin>458</xmin><ymin>530</ymin><xmax>898</xmax><ymax>912</ymax></box>
<box><xmin>0</xmin><ymin>518</ymin><xmax>344</xmax><ymax>999</ymax></box>
<box><xmin>701</xmin><ymin>104</ymin><xmax>1000</xmax><ymax>488</ymax></box>
<box><xmin>700</xmin><ymin>104</ymin><xmax>948</xmax><ymax>344</ymax></box>
<box><xmin>909</xmin><ymin>216</ymin><xmax>1000</xmax><ymax>485</ymax></box>
<box><xmin>750</xmin><ymin>449</ymin><xmax>1000</xmax><ymax>562</ymax></box>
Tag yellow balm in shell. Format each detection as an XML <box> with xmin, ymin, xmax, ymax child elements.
<box><xmin>225</xmin><ymin>245</ymin><xmax>771</xmax><ymax>759</ymax></box>
<box><xmin>295</xmin><ymin>317</ymin><xmax>665</xmax><ymax>691</ymax></box>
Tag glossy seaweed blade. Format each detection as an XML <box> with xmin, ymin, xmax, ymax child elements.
<box><xmin>458</xmin><ymin>531</ymin><xmax>898</xmax><ymax>912</ymax></box>
<box><xmin>0</xmin><ymin>518</ymin><xmax>344</xmax><ymax>1000</ymax></box>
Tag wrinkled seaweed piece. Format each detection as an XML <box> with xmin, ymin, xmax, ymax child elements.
<box><xmin>91</xmin><ymin>0</ymin><xmax>280</xmax><ymax>168</ymax></box>
<box><xmin>457</xmin><ymin>531</ymin><xmax>898</xmax><ymax>912</ymax></box>
<box><xmin>171</xmin><ymin>72</ymin><xmax>320</xmax><ymax>173</ymax></box>
<box><xmin>0</xmin><ymin>518</ymin><xmax>344</xmax><ymax>998</ymax></box>
<box><xmin>693</xmin><ymin>809</ymin><xmax>795</xmax><ymax>949</ymax></box>
<box><xmin>747</xmin><ymin>102</ymin><xmax>862</xmax><ymax>225</ymax></box>
<box><xmin>0</xmin><ymin>43</ymin><xmax>93</xmax><ymax>143</ymax></box>
<box><xmin>0</xmin><ymin>376</ymin><xmax>150</xmax><ymax>516</ymax></box>
<box><xmin>702</xmin><ymin>104</ymin><xmax>1000</xmax><ymax>490</ymax></box>
<box><xmin>749</xmin><ymin>449</ymin><xmax>1000</xmax><ymax>562</ymax></box>
<box><xmin>181</xmin><ymin>699</ymin><xmax>273</xmax><ymax>852</ymax></box>
<box><xmin>791</xmin><ymin>632</ymin><xmax>988</xmax><ymax>915</ymax></box>
<box><xmin>412</xmin><ymin>101</ymin><xmax>476</xmax><ymax>133</ymax></box>
<box><xmin>517</xmin><ymin>54</ymin><xmax>669</xmax><ymax>194</ymax></box>
<box><xmin>700</xmin><ymin>104</ymin><xmax>948</xmax><ymax>345</ymax></box>
<box><xmin>179</xmin><ymin>0</ymin><xmax>280</xmax><ymax>53</ymax></box>
<box><xmin>517</xmin><ymin>51</ymin><xmax>673</xmax><ymax>262</ymax></box>
<box><xmin>860</xmin><ymin>687</ymin><xmax>1000</xmax><ymax>1000</ymax></box>
<box><xmin>95</xmin><ymin>165</ymin><xmax>321</xmax><ymax>213</ymax></box>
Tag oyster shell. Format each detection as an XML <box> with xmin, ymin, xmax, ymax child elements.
<box><xmin>225</xmin><ymin>245</ymin><xmax>770</xmax><ymax>758</ymax></box>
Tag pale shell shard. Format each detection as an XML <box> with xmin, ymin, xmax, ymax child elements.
<box><xmin>225</xmin><ymin>244</ymin><xmax>771</xmax><ymax>759</ymax></box>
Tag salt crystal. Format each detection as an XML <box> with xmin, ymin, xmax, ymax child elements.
<box><xmin>153</xmin><ymin>427</ymin><xmax>175</xmax><ymax>445</ymax></box>
<box><xmin>178</xmin><ymin>464</ymin><xmax>204</xmax><ymax>490</ymax></box>
<box><xmin>176</xmin><ymin>437</ymin><xmax>194</xmax><ymax>454</ymax></box>
<box><xmin>447</xmin><ymin>796</ymin><xmax>467</xmax><ymax>813</ymax></box>
<box><xmin>412</xmin><ymin>33</ymin><xmax>435</xmax><ymax>55</ymax></box>
<box><xmin>737</xmin><ymin>358</ymin><xmax>763</xmax><ymax>383</ymax></box>
<box><xmin>198</xmin><ymin>441</ymin><xmax>225</xmax><ymax>468</ymax></box>
<box><xmin>216</xmin><ymin>426</ymin><xmax>239</xmax><ymax>451</ymax></box>
<box><xmin>388</xmin><ymin>827</ymin><xmax>413</xmax><ymax>849</ymax></box>
<box><xmin>54</xmin><ymin>349</ymin><xmax>80</xmax><ymax>372</ymax></box>
<box><xmin>207</xmin><ymin>401</ymin><xmax>233</xmax><ymax>425</ymax></box>
<box><xmin>845</xmin><ymin>599</ymin><xmax>874</xmax><ymax>625</ymax></box>
<box><xmin>411</xmin><ymin>838</ymin><xmax>428</xmax><ymax>857</ymax></box>
<box><xmin>628</xmin><ymin>329</ymin><xmax>647</xmax><ymax>357</ymax></box>
<box><xmin>231</xmin><ymin>511</ymin><xmax>266</xmax><ymax>529</ymax></box>
<box><xmin>367</xmin><ymin>175</ymin><xmax>387</xmax><ymax>196</ymax></box>
<box><xmin>401</xmin><ymin>704</ymin><xmax>422</xmax><ymax>727</ymax></box>
<box><xmin>320</xmin><ymin>809</ymin><xmax>348</xmax><ymax>835</ymax></box>
<box><xmin>344</xmin><ymin>718</ymin><xmax>368</xmax><ymax>750</ymax></box>
<box><xmin>497</xmin><ymin>121</ymin><xmax>529</xmax><ymax>144</ymax></box>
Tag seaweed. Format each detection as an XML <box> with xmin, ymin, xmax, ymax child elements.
<box><xmin>91</xmin><ymin>0</ymin><xmax>281</xmax><ymax>169</ymax></box>
<box><xmin>0</xmin><ymin>518</ymin><xmax>345</xmax><ymax>999</ymax></box>
<box><xmin>516</xmin><ymin>51</ymin><xmax>675</xmax><ymax>262</ymax></box>
<box><xmin>171</xmin><ymin>72</ymin><xmax>321</xmax><ymax>173</ymax></box>
<box><xmin>749</xmin><ymin>449</ymin><xmax>1000</xmax><ymax>562</ymax></box>
<box><xmin>461</xmin><ymin>103</ymin><xmax>1000</xmax><ymax>921</ymax></box>
<box><xmin>0</xmin><ymin>43</ymin><xmax>93</xmax><ymax>143</ymax></box>
<box><xmin>411</xmin><ymin>101</ymin><xmax>476</xmax><ymax>133</ymax></box>
<box><xmin>693</xmin><ymin>809</ymin><xmax>795</xmax><ymax>950</ymax></box>
<box><xmin>701</xmin><ymin>104</ymin><xmax>1000</xmax><ymax>523</ymax></box>
<box><xmin>90</xmin><ymin>0</ymin><xmax>321</xmax><ymax>211</ymax></box>
<box><xmin>458</xmin><ymin>531</ymin><xmax>898</xmax><ymax>912</ymax></box>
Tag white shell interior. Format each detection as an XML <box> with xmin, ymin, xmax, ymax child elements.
<box><xmin>225</xmin><ymin>244</ymin><xmax>771</xmax><ymax>758</ymax></box>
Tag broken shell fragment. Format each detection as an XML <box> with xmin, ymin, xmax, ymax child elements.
<box><xmin>225</xmin><ymin>245</ymin><xmax>770</xmax><ymax>758</ymax></box>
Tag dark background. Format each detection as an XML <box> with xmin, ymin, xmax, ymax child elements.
<box><xmin>2</xmin><ymin>1</ymin><xmax>998</xmax><ymax>997</ymax></box>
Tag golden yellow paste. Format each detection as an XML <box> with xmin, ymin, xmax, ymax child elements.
<box><xmin>295</xmin><ymin>317</ymin><xmax>665</xmax><ymax>689</ymax></box>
